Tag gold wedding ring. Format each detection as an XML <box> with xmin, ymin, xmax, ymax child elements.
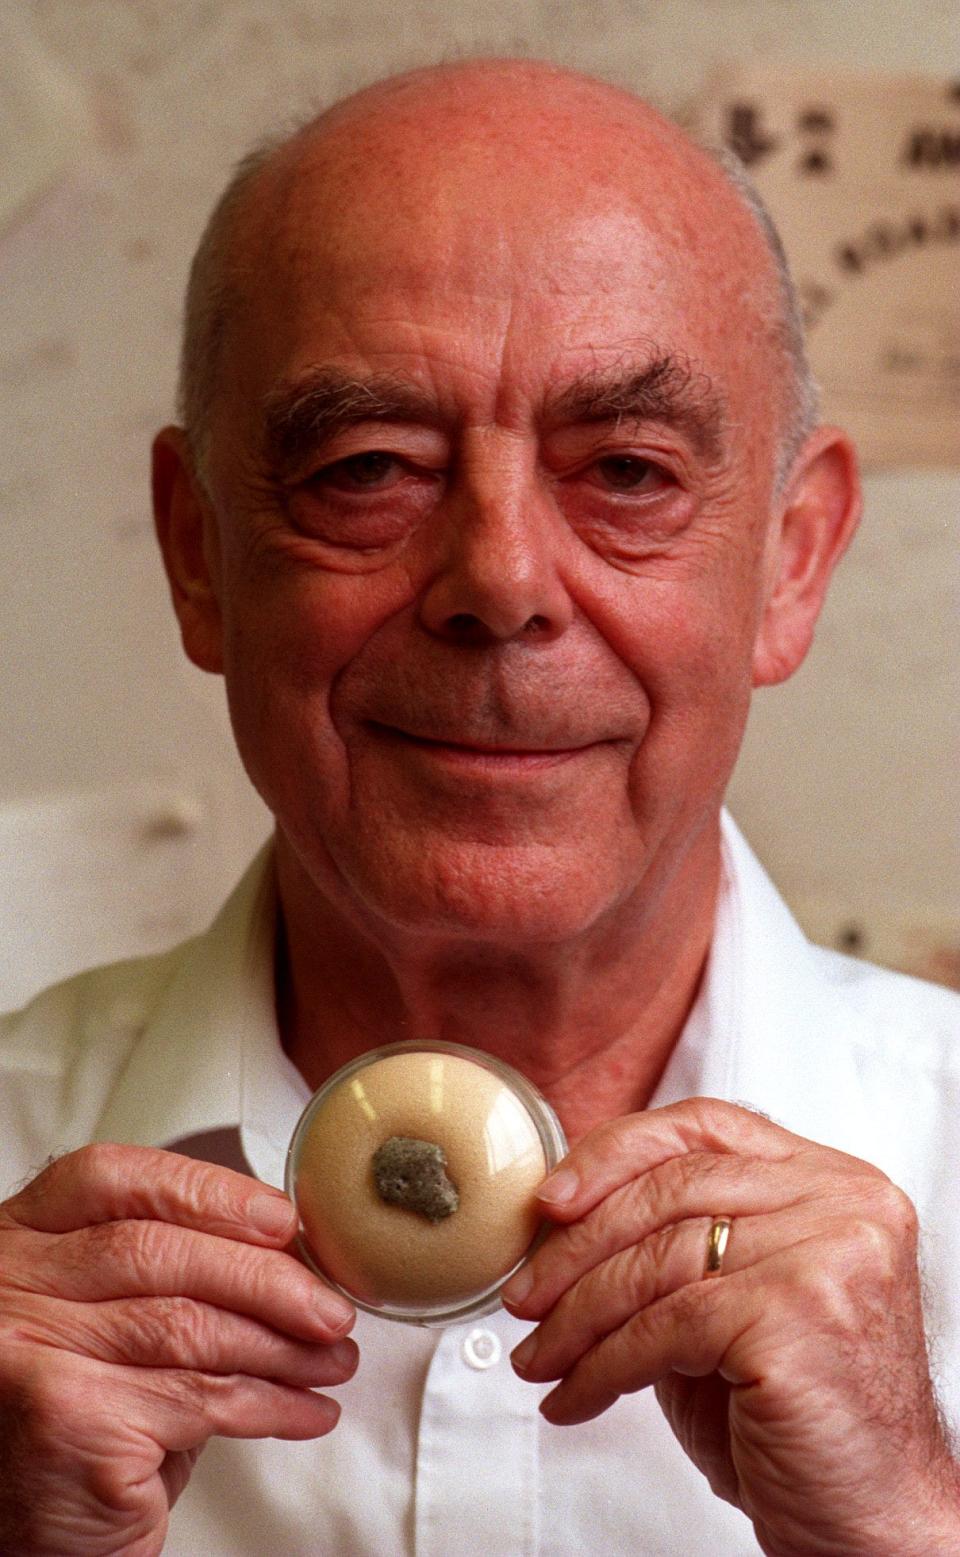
<box><xmin>704</xmin><ymin>1216</ymin><xmax>733</xmax><ymax>1278</ymax></box>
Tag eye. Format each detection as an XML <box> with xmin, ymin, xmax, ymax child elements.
<box><xmin>285</xmin><ymin>444</ymin><xmax>442</xmax><ymax>554</ymax></box>
<box><xmin>592</xmin><ymin>455</ymin><xmax>665</xmax><ymax>492</ymax></box>
<box><xmin>311</xmin><ymin>451</ymin><xmax>405</xmax><ymax>493</ymax></box>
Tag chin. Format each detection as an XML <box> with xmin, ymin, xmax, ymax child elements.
<box><xmin>343</xmin><ymin>840</ymin><xmax>630</xmax><ymax>948</ymax></box>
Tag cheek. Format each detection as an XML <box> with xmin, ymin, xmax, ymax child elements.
<box><xmin>216</xmin><ymin>560</ymin><xmax>412</xmax><ymax>786</ymax></box>
<box><xmin>222</xmin><ymin>552</ymin><xmax>407</xmax><ymax>685</ymax></box>
<box><xmin>575</xmin><ymin>560</ymin><xmax>761</xmax><ymax>707</ymax></box>
<box><xmin>566</xmin><ymin>542</ymin><xmax>765</xmax><ymax>811</ymax></box>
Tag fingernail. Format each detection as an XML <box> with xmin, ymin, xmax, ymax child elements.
<box><xmin>501</xmin><ymin>1265</ymin><xmax>533</xmax><ymax>1308</ymax></box>
<box><xmin>320</xmin><ymin>1293</ymin><xmax>356</xmax><ymax>1335</ymax></box>
<box><xmin>250</xmin><ymin>1193</ymin><xmax>296</xmax><ymax>1237</ymax></box>
<box><xmin>538</xmin><ymin>1168</ymin><xmax>578</xmax><ymax>1206</ymax></box>
<box><xmin>327</xmin><ymin>1338</ymin><xmax>359</xmax><ymax>1374</ymax></box>
<box><xmin>510</xmin><ymin>1334</ymin><xmax>538</xmax><ymax>1375</ymax></box>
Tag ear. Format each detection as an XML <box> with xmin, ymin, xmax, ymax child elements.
<box><xmin>151</xmin><ymin>426</ymin><xmax>225</xmax><ymax>674</ymax></box>
<box><xmin>752</xmin><ymin>427</ymin><xmax>862</xmax><ymax>688</ymax></box>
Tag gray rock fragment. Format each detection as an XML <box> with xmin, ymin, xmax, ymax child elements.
<box><xmin>372</xmin><ymin>1135</ymin><xmax>459</xmax><ymax>1222</ymax></box>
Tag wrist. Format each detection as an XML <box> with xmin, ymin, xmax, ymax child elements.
<box><xmin>759</xmin><ymin>1461</ymin><xmax>960</xmax><ymax>1557</ymax></box>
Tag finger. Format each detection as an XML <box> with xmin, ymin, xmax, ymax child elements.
<box><xmin>124</xmin><ymin>1366</ymin><xmax>345</xmax><ymax>1448</ymax></box>
<box><xmin>158</xmin><ymin>1446</ymin><xmax>202</xmax><ymax>1510</ymax></box>
<box><xmin>536</xmin><ymin>1255</ymin><xmax>769</xmax><ymax>1426</ymax></box>
<box><xmin>2</xmin><ymin>1144</ymin><xmax>298</xmax><ymax>1247</ymax></box>
<box><xmin>504</xmin><ymin>1146</ymin><xmax>850</xmax><ymax>1317</ymax></box>
<box><xmin>512</xmin><ymin>1215</ymin><xmax>718</xmax><ymax>1382</ymax></box>
<box><xmin>511</xmin><ymin>1209</ymin><xmax>798</xmax><ymax>1383</ymax></box>
<box><xmin>16</xmin><ymin>1293</ymin><xmax>359</xmax><ymax>1388</ymax></box>
<box><xmin>24</xmin><ymin>1221</ymin><xmax>355</xmax><ymax>1341</ymax></box>
<box><xmin>11</xmin><ymin>1350</ymin><xmax>344</xmax><ymax>1483</ymax></box>
<box><xmin>535</xmin><ymin>1225</ymin><xmax>863</xmax><ymax>1427</ymax></box>
<box><xmin>531</xmin><ymin>1099</ymin><xmax>810</xmax><ymax>1223</ymax></box>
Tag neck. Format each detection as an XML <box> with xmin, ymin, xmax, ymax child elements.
<box><xmin>274</xmin><ymin>823</ymin><xmax>721</xmax><ymax>1142</ymax></box>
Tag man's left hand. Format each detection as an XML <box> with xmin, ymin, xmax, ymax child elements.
<box><xmin>502</xmin><ymin>1098</ymin><xmax>960</xmax><ymax>1557</ymax></box>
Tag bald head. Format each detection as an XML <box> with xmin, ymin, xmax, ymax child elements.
<box><xmin>178</xmin><ymin>58</ymin><xmax>816</xmax><ymax>490</ymax></box>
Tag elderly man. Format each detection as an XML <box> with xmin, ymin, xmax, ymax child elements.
<box><xmin>1</xmin><ymin>57</ymin><xmax>958</xmax><ymax>1556</ymax></box>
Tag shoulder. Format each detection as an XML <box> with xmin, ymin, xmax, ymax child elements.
<box><xmin>0</xmin><ymin>939</ymin><xmax>197</xmax><ymax>1191</ymax></box>
<box><xmin>0</xmin><ymin>843</ymin><xmax>275</xmax><ymax>1074</ymax></box>
<box><xmin>808</xmin><ymin>942</ymin><xmax>960</xmax><ymax>1072</ymax></box>
<box><xmin>0</xmin><ymin>846</ymin><xmax>275</xmax><ymax>1194</ymax></box>
<box><xmin>0</xmin><ymin>940</ymin><xmax>195</xmax><ymax>1062</ymax></box>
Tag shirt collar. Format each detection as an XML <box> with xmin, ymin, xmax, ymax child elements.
<box><xmin>92</xmin><ymin>811</ymin><xmax>876</xmax><ymax>1187</ymax></box>
<box><xmin>654</xmin><ymin>811</ymin><xmax>878</xmax><ymax>1159</ymax></box>
<box><xmin>92</xmin><ymin>844</ymin><xmax>310</xmax><ymax>1186</ymax></box>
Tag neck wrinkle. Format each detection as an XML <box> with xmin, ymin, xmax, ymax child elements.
<box><xmin>273</xmin><ymin>819</ymin><xmax>720</xmax><ymax>1141</ymax></box>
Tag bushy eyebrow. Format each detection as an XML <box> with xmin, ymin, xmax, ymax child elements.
<box><xmin>260</xmin><ymin>352</ymin><xmax>726</xmax><ymax>476</ymax></box>
<box><xmin>261</xmin><ymin>370</ymin><xmax>442</xmax><ymax>476</ymax></box>
<box><xmin>545</xmin><ymin>355</ymin><xmax>726</xmax><ymax>460</ymax></box>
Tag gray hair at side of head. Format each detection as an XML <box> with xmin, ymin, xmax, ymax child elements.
<box><xmin>177</xmin><ymin>134</ymin><xmax>284</xmax><ymax>487</ymax></box>
<box><xmin>706</xmin><ymin>144</ymin><xmax>821</xmax><ymax>490</ymax></box>
<box><xmin>177</xmin><ymin>121</ymin><xmax>820</xmax><ymax>496</ymax></box>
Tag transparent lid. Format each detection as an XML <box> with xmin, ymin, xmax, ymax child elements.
<box><xmin>285</xmin><ymin>1040</ymin><xmax>567</xmax><ymax>1327</ymax></box>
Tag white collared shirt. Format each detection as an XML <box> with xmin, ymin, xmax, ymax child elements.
<box><xmin>2</xmin><ymin>814</ymin><xmax>959</xmax><ymax>1555</ymax></box>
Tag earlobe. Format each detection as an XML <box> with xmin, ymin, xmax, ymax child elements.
<box><xmin>751</xmin><ymin>428</ymin><xmax>862</xmax><ymax>688</ymax></box>
<box><xmin>151</xmin><ymin>426</ymin><xmax>225</xmax><ymax>674</ymax></box>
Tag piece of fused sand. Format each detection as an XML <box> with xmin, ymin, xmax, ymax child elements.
<box><xmin>293</xmin><ymin>1050</ymin><xmax>548</xmax><ymax>1309</ymax></box>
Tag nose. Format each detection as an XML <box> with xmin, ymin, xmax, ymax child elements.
<box><xmin>417</xmin><ymin>456</ymin><xmax>574</xmax><ymax>646</ymax></box>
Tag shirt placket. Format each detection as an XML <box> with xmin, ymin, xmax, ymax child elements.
<box><xmin>415</xmin><ymin>1315</ymin><xmax>540</xmax><ymax>1557</ymax></box>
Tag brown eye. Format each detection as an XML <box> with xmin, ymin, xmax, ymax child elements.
<box><xmin>594</xmin><ymin>455</ymin><xmax>660</xmax><ymax>491</ymax></box>
<box><xmin>316</xmin><ymin>451</ymin><xmax>403</xmax><ymax>491</ymax></box>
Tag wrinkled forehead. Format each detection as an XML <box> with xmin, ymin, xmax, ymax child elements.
<box><xmin>217</xmin><ymin>84</ymin><xmax>780</xmax><ymax>435</ymax></box>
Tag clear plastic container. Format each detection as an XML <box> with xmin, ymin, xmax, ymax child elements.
<box><xmin>285</xmin><ymin>1040</ymin><xmax>567</xmax><ymax>1326</ymax></box>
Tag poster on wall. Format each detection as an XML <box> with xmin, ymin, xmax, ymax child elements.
<box><xmin>696</xmin><ymin>67</ymin><xmax>960</xmax><ymax>468</ymax></box>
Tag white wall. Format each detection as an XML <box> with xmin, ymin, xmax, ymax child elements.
<box><xmin>1</xmin><ymin>0</ymin><xmax>956</xmax><ymax>1002</ymax></box>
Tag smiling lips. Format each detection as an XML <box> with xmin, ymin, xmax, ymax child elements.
<box><xmin>368</xmin><ymin>721</ymin><xmax>609</xmax><ymax>769</ymax></box>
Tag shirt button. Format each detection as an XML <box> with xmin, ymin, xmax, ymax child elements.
<box><xmin>462</xmin><ymin>1327</ymin><xmax>502</xmax><ymax>1370</ymax></box>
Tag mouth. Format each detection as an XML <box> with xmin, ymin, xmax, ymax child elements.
<box><xmin>366</xmin><ymin>722</ymin><xmax>606</xmax><ymax>770</ymax></box>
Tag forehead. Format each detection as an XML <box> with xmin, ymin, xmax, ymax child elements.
<box><xmin>220</xmin><ymin>88</ymin><xmax>778</xmax><ymax>434</ymax></box>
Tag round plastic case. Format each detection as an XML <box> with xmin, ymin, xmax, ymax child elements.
<box><xmin>286</xmin><ymin>1040</ymin><xmax>567</xmax><ymax>1327</ymax></box>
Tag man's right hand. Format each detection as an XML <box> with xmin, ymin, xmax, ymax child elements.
<box><xmin>0</xmin><ymin>1144</ymin><xmax>357</xmax><ymax>1556</ymax></box>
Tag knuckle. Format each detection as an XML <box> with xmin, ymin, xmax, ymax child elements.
<box><xmin>685</xmin><ymin>1095</ymin><xmax>728</xmax><ymax>1130</ymax></box>
<box><xmin>581</xmin><ymin>1116</ymin><xmax>637</xmax><ymax>1175</ymax></box>
<box><xmin>557</xmin><ymin>1214</ymin><xmax>598</xmax><ymax>1269</ymax></box>
<box><xmin>617</xmin><ymin>1237</ymin><xmax>660</xmax><ymax>1307</ymax></box>
<box><xmin>84</xmin><ymin>1216</ymin><xmax>170</xmax><ymax>1286</ymax></box>
<box><xmin>660</xmin><ymin>1275</ymin><xmax>709</xmax><ymax>1333</ymax></box>
<box><xmin>800</xmin><ymin>1252</ymin><xmax>863</xmax><ymax>1328</ymax></box>
<box><xmin>642</xmin><ymin>1153</ymin><xmax>706</xmax><ymax>1228</ymax></box>
<box><xmin>166</xmin><ymin>1365</ymin><xmax>217</xmax><ymax>1419</ymax></box>
<box><xmin>628</xmin><ymin>1166</ymin><xmax>674</xmax><ymax>1234</ymax></box>
<box><xmin>782</xmin><ymin>1226</ymin><xmax>898</xmax><ymax>1332</ymax></box>
<box><xmin>162</xmin><ymin>1154</ymin><xmax>220</xmax><ymax>1216</ymax></box>
<box><xmin>77</xmin><ymin>1140</ymin><xmax>130</xmax><ymax>1179</ymax></box>
<box><xmin>59</xmin><ymin>1142</ymin><xmax>127</xmax><ymax>1199</ymax></box>
<box><xmin>647</xmin><ymin>1219</ymin><xmax>689</xmax><ymax>1283</ymax></box>
<box><xmin>204</xmin><ymin>1236</ymin><xmax>282</xmax><ymax>1316</ymax></box>
<box><xmin>681</xmin><ymin>1096</ymin><xmax>739</xmax><ymax>1141</ymax></box>
<box><xmin>844</xmin><ymin>1213</ymin><xmax>905</xmax><ymax>1284</ymax></box>
<box><xmin>123</xmin><ymin>1218</ymin><xmax>174</xmax><ymax>1285</ymax></box>
<box><xmin>873</xmin><ymin>1176</ymin><xmax>919</xmax><ymax>1241</ymax></box>
<box><xmin>126</xmin><ymin>1295</ymin><xmax>196</xmax><ymax>1362</ymax></box>
<box><xmin>1</xmin><ymin>1144</ymin><xmax>132</xmax><ymax>1227</ymax></box>
<box><xmin>671</xmin><ymin>1150</ymin><xmax>708</xmax><ymax>1198</ymax></box>
<box><xmin>159</xmin><ymin>1154</ymin><xmax>256</xmax><ymax>1235</ymax></box>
